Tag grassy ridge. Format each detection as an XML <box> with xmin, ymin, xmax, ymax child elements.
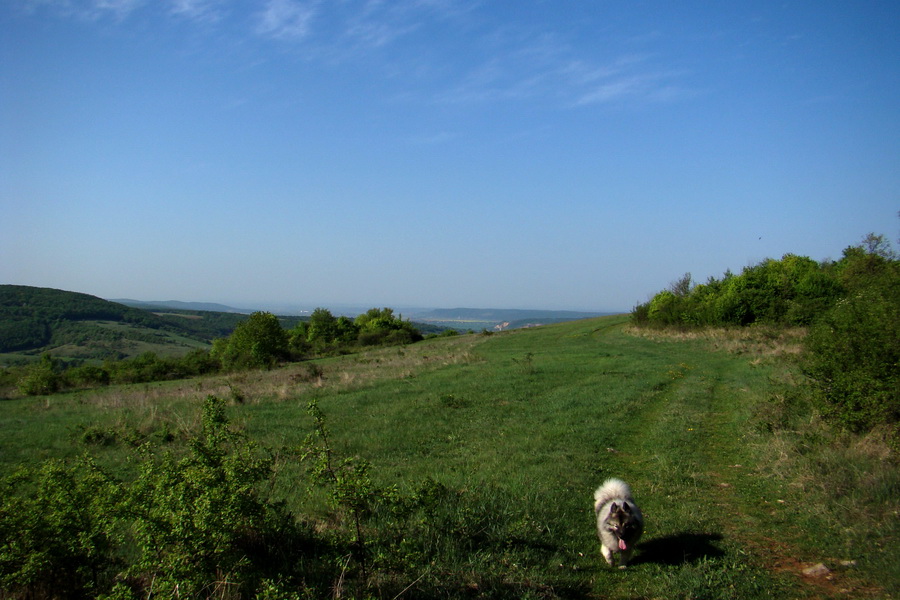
<box><xmin>1</xmin><ymin>316</ymin><xmax>896</xmax><ymax>598</ymax></box>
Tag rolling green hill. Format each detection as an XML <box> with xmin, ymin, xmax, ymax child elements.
<box><xmin>0</xmin><ymin>285</ymin><xmax>227</xmax><ymax>363</ymax></box>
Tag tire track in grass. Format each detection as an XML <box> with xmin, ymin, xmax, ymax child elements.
<box><xmin>694</xmin><ymin>363</ymin><xmax>888</xmax><ymax>599</ymax></box>
<box><xmin>599</xmin><ymin>347</ymin><xmax>799</xmax><ymax>599</ymax></box>
<box><xmin>625</xmin><ymin>340</ymin><xmax>886</xmax><ymax>599</ymax></box>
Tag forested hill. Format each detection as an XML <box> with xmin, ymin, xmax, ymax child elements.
<box><xmin>1</xmin><ymin>286</ymin><xmax>165</xmax><ymax>351</ymax></box>
<box><xmin>0</xmin><ymin>285</ymin><xmax>252</xmax><ymax>358</ymax></box>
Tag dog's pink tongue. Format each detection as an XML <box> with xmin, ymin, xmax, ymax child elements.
<box><xmin>618</xmin><ymin>539</ymin><xmax>627</xmax><ymax>551</ymax></box>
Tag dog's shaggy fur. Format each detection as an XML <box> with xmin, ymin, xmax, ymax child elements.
<box><xmin>594</xmin><ymin>478</ymin><xmax>643</xmax><ymax>567</ymax></box>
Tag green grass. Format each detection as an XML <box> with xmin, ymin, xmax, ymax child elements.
<box><xmin>1</xmin><ymin>316</ymin><xmax>896</xmax><ymax>599</ymax></box>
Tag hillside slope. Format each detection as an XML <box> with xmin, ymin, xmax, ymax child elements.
<box><xmin>0</xmin><ymin>285</ymin><xmax>216</xmax><ymax>361</ymax></box>
<box><xmin>0</xmin><ymin>317</ymin><xmax>894</xmax><ymax>598</ymax></box>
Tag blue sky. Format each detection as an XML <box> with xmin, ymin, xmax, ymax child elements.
<box><xmin>2</xmin><ymin>1</ymin><xmax>898</xmax><ymax>312</ymax></box>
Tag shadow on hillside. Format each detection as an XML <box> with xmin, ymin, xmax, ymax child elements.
<box><xmin>633</xmin><ymin>532</ymin><xmax>725</xmax><ymax>566</ymax></box>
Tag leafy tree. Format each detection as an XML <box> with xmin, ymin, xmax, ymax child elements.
<box><xmin>335</xmin><ymin>315</ymin><xmax>361</xmax><ymax>343</ymax></box>
<box><xmin>354</xmin><ymin>307</ymin><xmax>398</xmax><ymax>330</ymax></box>
<box><xmin>288</xmin><ymin>321</ymin><xmax>312</xmax><ymax>355</ymax></box>
<box><xmin>306</xmin><ymin>308</ymin><xmax>339</xmax><ymax>345</ymax></box>
<box><xmin>355</xmin><ymin>307</ymin><xmax>422</xmax><ymax>346</ymax></box>
<box><xmin>212</xmin><ymin>312</ymin><xmax>289</xmax><ymax>370</ymax></box>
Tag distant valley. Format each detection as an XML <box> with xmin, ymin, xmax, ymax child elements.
<box><xmin>114</xmin><ymin>298</ymin><xmax>616</xmax><ymax>331</ymax></box>
<box><xmin>1</xmin><ymin>285</ymin><xmax>618</xmax><ymax>365</ymax></box>
<box><xmin>409</xmin><ymin>307</ymin><xmax>616</xmax><ymax>331</ymax></box>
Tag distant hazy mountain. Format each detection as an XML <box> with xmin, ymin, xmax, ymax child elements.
<box><xmin>414</xmin><ymin>308</ymin><xmax>611</xmax><ymax>321</ymax></box>
<box><xmin>113</xmin><ymin>299</ymin><xmax>248</xmax><ymax>313</ymax></box>
<box><xmin>409</xmin><ymin>307</ymin><xmax>616</xmax><ymax>331</ymax></box>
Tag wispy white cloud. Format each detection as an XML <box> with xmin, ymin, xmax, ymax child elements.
<box><xmin>255</xmin><ymin>0</ymin><xmax>318</xmax><ymax>40</ymax></box>
<box><xmin>169</xmin><ymin>0</ymin><xmax>223</xmax><ymax>23</ymax></box>
<box><xmin>345</xmin><ymin>14</ymin><xmax>418</xmax><ymax>49</ymax></box>
<box><xmin>574</xmin><ymin>75</ymin><xmax>648</xmax><ymax>105</ymax></box>
<box><xmin>20</xmin><ymin>0</ymin><xmax>145</xmax><ymax>21</ymax></box>
<box><xmin>14</xmin><ymin>1</ymin><xmax>697</xmax><ymax>109</ymax></box>
<box><xmin>433</xmin><ymin>31</ymin><xmax>696</xmax><ymax>110</ymax></box>
<box><xmin>93</xmin><ymin>0</ymin><xmax>143</xmax><ymax>14</ymax></box>
<box><xmin>572</xmin><ymin>63</ymin><xmax>698</xmax><ymax>106</ymax></box>
<box><xmin>22</xmin><ymin>0</ymin><xmax>225</xmax><ymax>23</ymax></box>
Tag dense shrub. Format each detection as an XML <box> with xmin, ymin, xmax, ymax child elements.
<box><xmin>0</xmin><ymin>458</ymin><xmax>122</xmax><ymax>599</ymax></box>
<box><xmin>1</xmin><ymin>393</ymin><xmax>589</xmax><ymax>598</ymax></box>
<box><xmin>9</xmin><ymin>307</ymin><xmax>423</xmax><ymax>398</ymax></box>
<box><xmin>633</xmin><ymin>254</ymin><xmax>848</xmax><ymax>329</ymax></box>
<box><xmin>801</xmin><ymin>246</ymin><xmax>900</xmax><ymax>431</ymax></box>
<box><xmin>296</xmin><ymin>307</ymin><xmax>423</xmax><ymax>351</ymax></box>
<box><xmin>65</xmin><ymin>364</ymin><xmax>111</xmax><ymax>388</ymax></box>
<box><xmin>106</xmin><ymin>352</ymin><xmax>172</xmax><ymax>384</ymax></box>
<box><xmin>123</xmin><ymin>396</ymin><xmax>313</xmax><ymax>598</ymax></box>
<box><xmin>16</xmin><ymin>354</ymin><xmax>63</xmax><ymax>396</ymax></box>
<box><xmin>355</xmin><ymin>308</ymin><xmax>423</xmax><ymax>346</ymax></box>
<box><xmin>0</xmin><ymin>397</ymin><xmax>322</xmax><ymax>599</ymax></box>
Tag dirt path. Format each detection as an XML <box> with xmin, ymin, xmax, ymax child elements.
<box><xmin>684</xmin><ymin>349</ymin><xmax>889</xmax><ymax>599</ymax></box>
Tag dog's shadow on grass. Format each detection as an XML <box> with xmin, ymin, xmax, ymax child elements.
<box><xmin>633</xmin><ymin>532</ymin><xmax>725</xmax><ymax>566</ymax></box>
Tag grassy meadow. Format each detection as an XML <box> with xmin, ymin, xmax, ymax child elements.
<box><xmin>1</xmin><ymin>315</ymin><xmax>897</xmax><ymax>599</ymax></box>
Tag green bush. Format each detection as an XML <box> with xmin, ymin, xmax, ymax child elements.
<box><xmin>802</xmin><ymin>249</ymin><xmax>900</xmax><ymax>432</ymax></box>
<box><xmin>0</xmin><ymin>397</ymin><xmax>324</xmax><ymax>599</ymax></box>
<box><xmin>124</xmin><ymin>396</ymin><xmax>312</xmax><ymax>598</ymax></box>
<box><xmin>0</xmin><ymin>458</ymin><xmax>123</xmax><ymax>599</ymax></box>
<box><xmin>65</xmin><ymin>364</ymin><xmax>111</xmax><ymax>388</ymax></box>
<box><xmin>634</xmin><ymin>234</ymin><xmax>900</xmax><ymax>435</ymax></box>
<box><xmin>17</xmin><ymin>354</ymin><xmax>62</xmax><ymax>396</ymax></box>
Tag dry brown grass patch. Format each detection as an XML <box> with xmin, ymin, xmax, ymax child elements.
<box><xmin>624</xmin><ymin>324</ymin><xmax>805</xmax><ymax>360</ymax></box>
<box><xmin>70</xmin><ymin>335</ymin><xmax>488</xmax><ymax>411</ymax></box>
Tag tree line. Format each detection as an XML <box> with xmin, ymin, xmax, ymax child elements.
<box><xmin>632</xmin><ymin>233</ymin><xmax>899</xmax><ymax>433</ymax></box>
<box><xmin>11</xmin><ymin>307</ymin><xmax>429</xmax><ymax>397</ymax></box>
